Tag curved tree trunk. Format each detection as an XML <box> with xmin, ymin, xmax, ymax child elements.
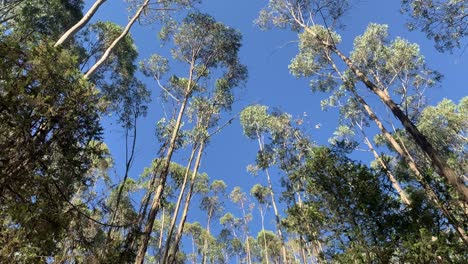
<box><xmin>55</xmin><ymin>0</ymin><xmax>106</xmax><ymax>47</ymax></box>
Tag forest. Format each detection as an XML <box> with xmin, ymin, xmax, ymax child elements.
<box><xmin>0</xmin><ymin>0</ymin><xmax>467</xmax><ymax>263</ymax></box>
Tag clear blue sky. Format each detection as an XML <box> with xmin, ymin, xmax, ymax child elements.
<box><xmin>85</xmin><ymin>0</ymin><xmax>468</xmax><ymax>254</ymax></box>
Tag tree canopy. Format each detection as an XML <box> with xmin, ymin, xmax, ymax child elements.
<box><xmin>0</xmin><ymin>0</ymin><xmax>466</xmax><ymax>263</ymax></box>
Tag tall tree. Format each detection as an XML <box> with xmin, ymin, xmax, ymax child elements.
<box><xmin>258</xmin><ymin>0</ymin><xmax>468</xmax><ymax>203</ymax></box>
<box><xmin>250</xmin><ymin>184</ymin><xmax>272</xmax><ymax>264</ymax></box>
<box><xmin>240</xmin><ymin>105</ymin><xmax>291</xmax><ymax>263</ymax></box>
<box><xmin>200</xmin><ymin>180</ymin><xmax>227</xmax><ymax>264</ymax></box>
<box><xmin>229</xmin><ymin>187</ymin><xmax>254</xmax><ymax>264</ymax></box>
<box><xmin>135</xmin><ymin>12</ymin><xmax>247</xmax><ymax>263</ymax></box>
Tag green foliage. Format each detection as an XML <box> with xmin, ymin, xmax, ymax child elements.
<box><xmin>257</xmin><ymin>230</ymin><xmax>282</xmax><ymax>263</ymax></box>
<box><xmin>401</xmin><ymin>0</ymin><xmax>467</xmax><ymax>52</ymax></box>
<box><xmin>284</xmin><ymin>147</ymin><xmax>466</xmax><ymax>262</ymax></box>
<box><xmin>79</xmin><ymin>21</ymin><xmax>151</xmax><ymax>128</ymax></box>
<box><xmin>256</xmin><ymin>0</ymin><xmax>349</xmax><ymax>31</ymax></box>
<box><xmin>349</xmin><ymin>23</ymin><xmax>441</xmax><ymax>118</ymax></box>
<box><xmin>0</xmin><ymin>31</ymin><xmax>102</xmax><ymax>261</ymax></box>
<box><xmin>250</xmin><ymin>184</ymin><xmax>271</xmax><ymax>205</ymax></box>
<box><xmin>1</xmin><ymin>0</ymin><xmax>83</xmax><ymax>38</ymax></box>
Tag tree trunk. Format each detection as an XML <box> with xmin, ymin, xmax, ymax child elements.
<box><xmin>167</xmin><ymin>142</ymin><xmax>205</xmax><ymax>264</ymax></box>
<box><xmin>349</xmin><ymin>87</ymin><xmax>468</xmax><ymax>245</ymax></box>
<box><xmin>55</xmin><ymin>0</ymin><xmax>106</xmax><ymax>47</ymax></box>
<box><xmin>260</xmin><ymin>207</ymin><xmax>270</xmax><ymax>264</ymax></box>
<box><xmin>324</xmin><ymin>52</ymin><xmax>468</xmax><ymax>244</ymax></box>
<box><xmin>201</xmin><ymin>211</ymin><xmax>212</xmax><ymax>264</ymax></box>
<box><xmin>240</xmin><ymin>200</ymin><xmax>252</xmax><ymax>264</ymax></box>
<box><xmin>134</xmin><ymin>95</ymin><xmax>190</xmax><ymax>264</ymax></box>
<box><xmin>323</xmin><ymin>39</ymin><xmax>468</xmax><ymax>203</ymax></box>
<box><xmin>257</xmin><ymin>134</ymin><xmax>288</xmax><ymax>263</ymax></box>
<box><xmin>161</xmin><ymin>144</ymin><xmax>198</xmax><ymax>262</ymax></box>
<box><xmin>356</xmin><ymin>123</ymin><xmax>412</xmax><ymax>206</ymax></box>
<box><xmin>84</xmin><ymin>0</ymin><xmax>150</xmax><ymax>79</ymax></box>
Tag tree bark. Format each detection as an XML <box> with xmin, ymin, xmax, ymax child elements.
<box><xmin>259</xmin><ymin>207</ymin><xmax>270</xmax><ymax>264</ymax></box>
<box><xmin>324</xmin><ymin>39</ymin><xmax>468</xmax><ymax>203</ymax></box>
<box><xmin>55</xmin><ymin>0</ymin><xmax>106</xmax><ymax>47</ymax></box>
<box><xmin>84</xmin><ymin>0</ymin><xmax>150</xmax><ymax>79</ymax></box>
<box><xmin>167</xmin><ymin>142</ymin><xmax>205</xmax><ymax>264</ymax></box>
<box><xmin>356</xmin><ymin>123</ymin><xmax>412</xmax><ymax>206</ymax></box>
<box><xmin>134</xmin><ymin>95</ymin><xmax>190</xmax><ymax>264</ymax></box>
<box><xmin>161</xmin><ymin>144</ymin><xmax>198</xmax><ymax>262</ymax></box>
<box><xmin>256</xmin><ymin>133</ymin><xmax>288</xmax><ymax>264</ymax></box>
<box><xmin>349</xmin><ymin>87</ymin><xmax>468</xmax><ymax>245</ymax></box>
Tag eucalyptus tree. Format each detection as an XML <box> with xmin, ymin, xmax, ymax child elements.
<box><xmin>250</xmin><ymin>184</ymin><xmax>272</xmax><ymax>264</ymax></box>
<box><xmin>165</xmin><ymin>96</ymin><xmax>243</xmax><ymax>263</ymax></box>
<box><xmin>229</xmin><ymin>187</ymin><xmax>254</xmax><ymax>264</ymax></box>
<box><xmin>401</xmin><ymin>0</ymin><xmax>467</xmax><ymax>52</ymax></box>
<box><xmin>136</xmin><ymin>12</ymin><xmax>247</xmax><ymax>263</ymax></box>
<box><xmin>219</xmin><ymin>212</ymin><xmax>244</xmax><ymax>262</ymax></box>
<box><xmin>317</xmin><ymin>23</ymin><xmax>467</xmax><ymax>242</ymax></box>
<box><xmin>384</xmin><ymin>98</ymin><xmax>468</xmax><ymax>236</ymax></box>
<box><xmin>240</xmin><ymin>105</ymin><xmax>293</xmax><ymax>263</ymax></box>
<box><xmin>257</xmin><ymin>0</ymin><xmax>467</xmax><ymax>203</ymax></box>
<box><xmin>256</xmin><ymin>230</ymin><xmax>283</xmax><ymax>264</ymax></box>
<box><xmin>200</xmin><ymin>180</ymin><xmax>227</xmax><ymax>264</ymax></box>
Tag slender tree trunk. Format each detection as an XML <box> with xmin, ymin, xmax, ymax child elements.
<box><xmin>55</xmin><ymin>0</ymin><xmax>106</xmax><ymax>47</ymax></box>
<box><xmin>319</xmin><ymin>36</ymin><xmax>468</xmax><ymax>202</ymax></box>
<box><xmin>135</xmin><ymin>57</ymin><xmax>196</xmax><ymax>263</ymax></box>
<box><xmin>134</xmin><ymin>95</ymin><xmax>190</xmax><ymax>264</ymax></box>
<box><xmin>202</xmin><ymin>211</ymin><xmax>212</xmax><ymax>264</ymax></box>
<box><xmin>84</xmin><ymin>0</ymin><xmax>150</xmax><ymax>79</ymax></box>
<box><xmin>299</xmin><ymin>236</ymin><xmax>308</xmax><ymax>264</ymax></box>
<box><xmin>167</xmin><ymin>142</ymin><xmax>205</xmax><ymax>264</ymax></box>
<box><xmin>356</xmin><ymin>123</ymin><xmax>412</xmax><ymax>206</ymax></box>
<box><xmin>107</xmin><ymin>115</ymin><xmax>138</xmax><ymax>239</ymax></box>
<box><xmin>240</xmin><ymin>200</ymin><xmax>252</xmax><ymax>264</ymax></box>
<box><xmin>256</xmin><ymin>134</ymin><xmax>288</xmax><ymax>263</ymax></box>
<box><xmin>158</xmin><ymin>207</ymin><xmax>165</xmax><ymax>251</ymax></box>
<box><xmin>161</xmin><ymin>144</ymin><xmax>198</xmax><ymax>262</ymax></box>
<box><xmin>260</xmin><ymin>207</ymin><xmax>270</xmax><ymax>264</ymax></box>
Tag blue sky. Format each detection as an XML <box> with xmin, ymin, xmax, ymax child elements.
<box><xmin>85</xmin><ymin>0</ymin><xmax>468</xmax><ymax>255</ymax></box>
